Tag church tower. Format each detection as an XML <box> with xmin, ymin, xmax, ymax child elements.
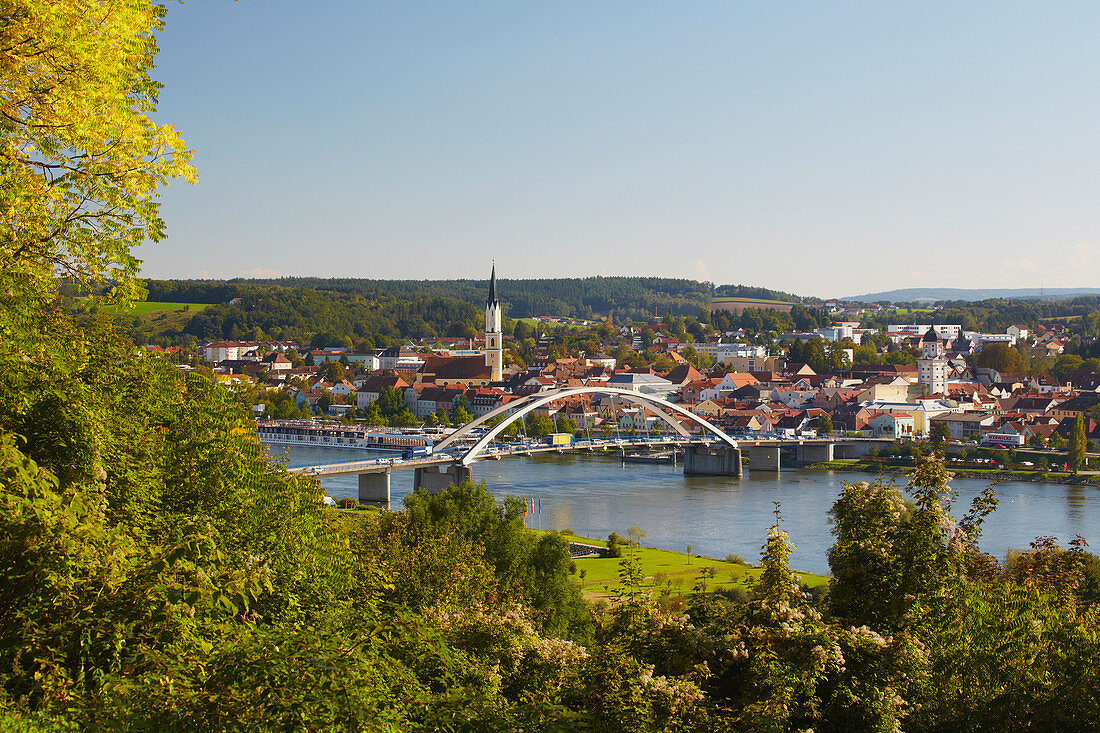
<box><xmin>917</xmin><ymin>325</ymin><xmax>948</xmax><ymax>397</ymax></box>
<box><xmin>484</xmin><ymin>263</ymin><xmax>503</xmax><ymax>382</ymax></box>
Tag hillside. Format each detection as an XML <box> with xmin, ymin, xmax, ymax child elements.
<box><xmin>843</xmin><ymin>287</ymin><xmax>1100</xmax><ymax>303</ymax></box>
<box><xmin>144</xmin><ymin>277</ymin><xmax>810</xmax><ymax>322</ymax></box>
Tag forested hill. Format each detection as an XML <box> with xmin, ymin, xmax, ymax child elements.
<box><xmin>144</xmin><ymin>277</ymin><xmax>808</xmax><ymax>322</ymax></box>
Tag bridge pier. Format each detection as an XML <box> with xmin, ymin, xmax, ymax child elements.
<box><xmin>747</xmin><ymin>445</ymin><xmax>781</xmax><ymax>472</ymax></box>
<box><xmin>796</xmin><ymin>443</ymin><xmax>834</xmax><ymax>464</ymax></box>
<box><xmin>834</xmin><ymin>441</ymin><xmax>875</xmax><ymax>459</ymax></box>
<box><xmin>683</xmin><ymin>445</ymin><xmax>742</xmax><ymax>477</ymax></box>
<box><xmin>414</xmin><ymin>462</ymin><xmax>473</xmax><ymax>494</ymax></box>
<box><xmin>358</xmin><ymin>471</ymin><xmax>391</xmax><ymax>503</ymax></box>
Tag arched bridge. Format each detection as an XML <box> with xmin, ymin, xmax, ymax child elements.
<box><xmin>283</xmin><ymin>386</ymin><xmax>893</xmax><ymax>503</ymax></box>
<box><xmin>435</xmin><ymin>386</ymin><xmax>738</xmax><ymax>465</ymax></box>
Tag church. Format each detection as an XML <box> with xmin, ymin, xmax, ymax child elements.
<box><xmin>484</xmin><ymin>263</ymin><xmax>503</xmax><ymax>382</ymax></box>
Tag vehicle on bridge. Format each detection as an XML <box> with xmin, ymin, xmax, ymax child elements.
<box><xmin>402</xmin><ymin>445</ymin><xmax>434</xmax><ymax>458</ymax></box>
<box><xmin>546</xmin><ymin>433</ymin><xmax>575</xmax><ymax>447</ymax></box>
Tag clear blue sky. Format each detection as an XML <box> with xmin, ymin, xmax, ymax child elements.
<box><xmin>147</xmin><ymin>1</ymin><xmax>1100</xmax><ymax>297</ymax></box>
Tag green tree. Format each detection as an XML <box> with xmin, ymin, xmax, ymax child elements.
<box><xmin>1068</xmin><ymin>413</ymin><xmax>1087</xmax><ymax>474</ymax></box>
<box><xmin>319</xmin><ymin>360</ymin><xmax>346</xmax><ymax>384</ymax></box>
<box><xmin>1</xmin><ymin>0</ymin><xmax>196</xmax><ymax>306</ymax></box>
<box><xmin>555</xmin><ymin>414</ymin><xmax>577</xmax><ymax>435</ymax></box>
<box><xmin>525</xmin><ymin>413</ymin><xmax>555</xmax><ymax>439</ymax></box>
<box><xmin>389</xmin><ymin>408</ymin><xmax>419</xmax><ymax>428</ymax></box>
<box><xmin>375</xmin><ymin>385</ymin><xmax>404</xmax><ymax>418</ymax></box>
<box><xmin>929</xmin><ymin>421</ymin><xmax>951</xmax><ymax>451</ymax></box>
<box><xmin>451</xmin><ymin>394</ymin><xmax>473</xmax><ymax>425</ymax></box>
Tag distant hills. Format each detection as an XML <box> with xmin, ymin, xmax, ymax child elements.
<box><xmin>841</xmin><ymin>287</ymin><xmax>1100</xmax><ymax>303</ymax></box>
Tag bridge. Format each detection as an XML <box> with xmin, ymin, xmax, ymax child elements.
<box><xmin>283</xmin><ymin>386</ymin><xmax>891</xmax><ymax>502</ymax></box>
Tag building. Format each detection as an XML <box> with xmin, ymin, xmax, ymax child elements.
<box><xmin>484</xmin><ymin>263</ymin><xmax>503</xmax><ymax>382</ymax></box>
<box><xmin>889</xmin><ymin>324</ymin><xmax>962</xmax><ymax>340</ymax></box>
<box><xmin>917</xmin><ymin>326</ymin><xmax>948</xmax><ymax>396</ymax></box>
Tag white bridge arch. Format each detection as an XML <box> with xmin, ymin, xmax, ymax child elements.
<box><xmin>433</xmin><ymin>386</ymin><xmax>739</xmax><ymax>466</ymax></box>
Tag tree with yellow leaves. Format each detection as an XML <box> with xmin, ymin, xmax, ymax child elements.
<box><xmin>1</xmin><ymin>0</ymin><xmax>195</xmax><ymax>306</ymax></box>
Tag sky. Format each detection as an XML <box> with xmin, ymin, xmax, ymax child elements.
<box><xmin>148</xmin><ymin>1</ymin><xmax>1100</xmax><ymax>298</ymax></box>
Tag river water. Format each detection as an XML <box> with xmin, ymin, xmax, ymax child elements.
<box><xmin>274</xmin><ymin>445</ymin><xmax>1100</xmax><ymax>576</ymax></box>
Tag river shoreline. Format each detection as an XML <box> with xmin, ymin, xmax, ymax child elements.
<box><xmin>808</xmin><ymin>459</ymin><xmax>1100</xmax><ymax>486</ymax></box>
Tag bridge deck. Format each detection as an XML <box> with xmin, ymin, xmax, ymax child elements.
<box><xmin>285</xmin><ymin>436</ymin><xmax>888</xmax><ymax>478</ymax></box>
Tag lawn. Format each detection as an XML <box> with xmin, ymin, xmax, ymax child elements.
<box><xmin>95</xmin><ymin>300</ymin><xmax>213</xmax><ymax>315</ymax></box>
<box><xmin>542</xmin><ymin>531</ymin><xmax>830</xmax><ymax>603</ymax></box>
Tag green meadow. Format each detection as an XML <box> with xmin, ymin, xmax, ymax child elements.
<box><xmin>545</xmin><ymin>531</ymin><xmax>831</xmax><ymax>603</ymax></box>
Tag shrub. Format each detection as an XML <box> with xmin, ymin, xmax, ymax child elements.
<box><xmin>606</xmin><ymin>531</ymin><xmax>624</xmax><ymax>558</ymax></box>
<box><xmin>726</xmin><ymin>552</ymin><xmax>747</xmax><ymax>565</ymax></box>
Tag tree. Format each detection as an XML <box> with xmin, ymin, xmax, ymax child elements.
<box><xmin>389</xmin><ymin>409</ymin><xmax>419</xmax><ymax>428</ymax></box>
<box><xmin>929</xmin><ymin>421</ymin><xmax>952</xmax><ymax>451</ymax></box>
<box><xmin>555</xmin><ymin>414</ymin><xmax>577</xmax><ymax>435</ymax></box>
<box><xmin>818</xmin><ymin>414</ymin><xmax>834</xmax><ymax>436</ymax></box>
<box><xmin>361</xmin><ymin>400</ymin><xmax>383</xmax><ymax>425</ymax></box>
<box><xmin>525</xmin><ymin>413</ymin><xmax>554</xmax><ymax>439</ymax></box>
<box><xmin>451</xmin><ymin>394</ymin><xmax>472</xmax><ymax>425</ymax></box>
<box><xmin>375</xmin><ymin>386</ymin><xmax>404</xmax><ymax>418</ymax></box>
<box><xmin>1053</xmin><ymin>354</ymin><xmax>1085</xmax><ymax>380</ymax></box>
<box><xmin>319</xmin><ymin>360</ymin><xmax>346</xmax><ymax>384</ymax></box>
<box><xmin>1068</xmin><ymin>413</ymin><xmax>1087</xmax><ymax>474</ymax></box>
<box><xmin>974</xmin><ymin>343</ymin><xmax>1020</xmax><ymax>373</ymax></box>
<box><xmin>1</xmin><ymin>0</ymin><xmax>196</xmax><ymax>306</ymax></box>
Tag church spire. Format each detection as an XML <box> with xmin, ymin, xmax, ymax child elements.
<box><xmin>487</xmin><ymin>261</ymin><xmax>498</xmax><ymax>307</ymax></box>
<box><xmin>484</xmin><ymin>260</ymin><xmax>503</xmax><ymax>382</ymax></box>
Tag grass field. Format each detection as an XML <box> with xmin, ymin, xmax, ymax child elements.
<box><xmin>95</xmin><ymin>301</ymin><xmax>213</xmax><ymax>315</ymax></box>
<box><xmin>515</xmin><ymin>317</ymin><xmax>587</xmax><ymax>330</ymax></box>
<box><xmin>543</xmin><ymin>531</ymin><xmax>830</xmax><ymax>603</ymax></box>
<box><xmin>711</xmin><ymin>296</ymin><xmax>794</xmax><ymax>306</ymax></box>
<box><xmin>886</xmin><ymin>308</ymin><xmax>934</xmax><ymax>315</ymax></box>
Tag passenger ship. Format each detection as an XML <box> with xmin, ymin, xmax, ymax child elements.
<box><xmin>257</xmin><ymin>420</ymin><xmax>431</xmax><ymax>451</ymax></box>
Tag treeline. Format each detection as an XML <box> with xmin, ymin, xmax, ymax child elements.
<box><xmin>179</xmin><ymin>287</ymin><xmax>483</xmax><ymax>346</ymax></box>
<box><xmin>714</xmin><ymin>282</ymin><xmax>809</xmax><ymax>303</ymax></box>
<box><xmin>145</xmin><ymin>276</ymin><xmax>720</xmax><ymax>322</ymax></box>
<box><xmin>710</xmin><ymin>304</ymin><xmax>832</xmax><ymax>334</ymax></box>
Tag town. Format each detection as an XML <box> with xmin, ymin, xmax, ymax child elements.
<box><xmin>143</xmin><ymin>270</ymin><xmax>1100</xmax><ymax>475</ymax></box>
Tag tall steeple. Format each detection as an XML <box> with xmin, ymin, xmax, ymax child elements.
<box><xmin>487</xmin><ymin>263</ymin><xmax>498</xmax><ymax>308</ymax></box>
<box><xmin>484</xmin><ymin>261</ymin><xmax>503</xmax><ymax>382</ymax></box>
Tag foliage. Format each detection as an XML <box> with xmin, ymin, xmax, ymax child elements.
<box><xmin>1068</xmin><ymin>413</ymin><xmax>1087</xmax><ymax>474</ymax></box>
<box><xmin>1</xmin><ymin>0</ymin><xmax>195</xmax><ymax>306</ymax></box>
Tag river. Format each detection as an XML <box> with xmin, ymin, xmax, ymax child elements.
<box><xmin>275</xmin><ymin>445</ymin><xmax>1100</xmax><ymax>576</ymax></box>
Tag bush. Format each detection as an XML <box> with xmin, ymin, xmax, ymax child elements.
<box><xmin>606</xmin><ymin>531</ymin><xmax>624</xmax><ymax>558</ymax></box>
<box><xmin>726</xmin><ymin>552</ymin><xmax>747</xmax><ymax>565</ymax></box>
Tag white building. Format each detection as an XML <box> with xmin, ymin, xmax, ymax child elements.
<box><xmin>889</xmin><ymin>324</ymin><xmax>962</xmax><ymax>340</ymax></box>
<box><xmin>917</xmin><ymin>327</ymin><xmax>949</xmax><ymax>396</ymax></box>
<box><xmin>344</xmin><ymin>352</ymin><xmax>381</xmax><ymax>370</ymax></box>
<box><xmin>964</xmin><ymin>332</ymin><xmax>1017</xmax><ymax>348</ymax></box>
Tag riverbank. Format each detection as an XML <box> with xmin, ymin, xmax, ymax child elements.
<box><xmin>536</xmin><ymin>530</ymin><xmax>831</xmax><ymax>603</ymax></box>
<box><xmin>808</xmin><ymin>458</ymin><xmax>1100</xmax><ymax>486</ymax></box>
